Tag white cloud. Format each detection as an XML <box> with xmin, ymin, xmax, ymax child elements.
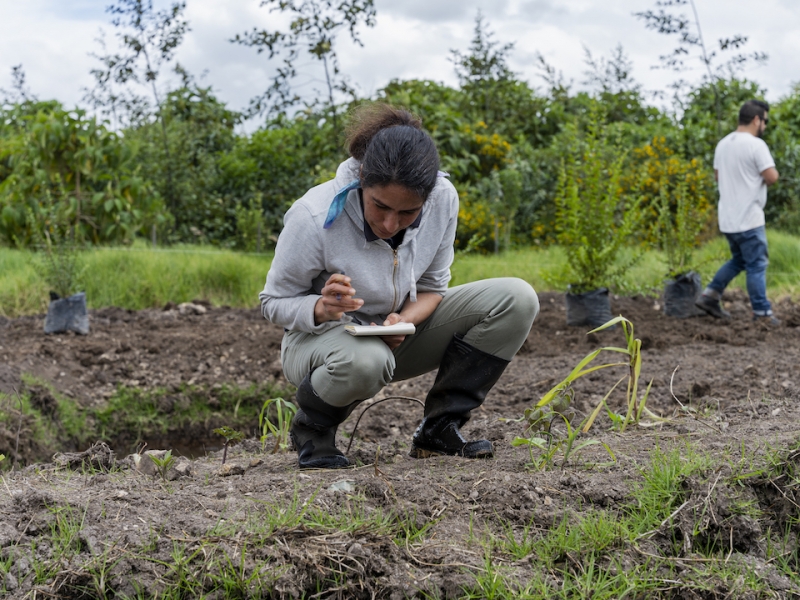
<box><xmin>1</xmin><ymin>0</ymin><xmax>797</xmax><ymax>121</ymax></box>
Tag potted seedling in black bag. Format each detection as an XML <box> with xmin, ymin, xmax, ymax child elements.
<box><xmin>654</xmin><ymin>178</ymin><xmax>709</xmax><ymax>318</ymax></box>
<box><xmin>550</xmin><ymin>116</ymin><xmax>642</xmax><ymax>327</ymax></box>
<box><xmin>32</xmin><ymin>209</ymin><xmax>89</xmax><ymax>335</ymax></box>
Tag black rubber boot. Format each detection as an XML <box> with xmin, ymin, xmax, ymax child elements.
<box><xmin>290</xmin><ymin>374</ymin><xmax>352</xmax><ymax>469</ymax></box>
<box><xmin>410</xmin><ymin>334</ymin><xmax>509</xmax><ymax>459</ymax></box>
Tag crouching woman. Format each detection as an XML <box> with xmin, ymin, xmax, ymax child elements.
<box><xmin>259</xmin><ymin>103</ymin><xmax>539</xmax><ymax>469</ymax></box>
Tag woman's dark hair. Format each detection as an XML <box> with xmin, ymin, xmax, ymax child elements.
<box><xmin>739</xmin><ymin>100</ymin><xmax>769</xmax><ymax>125</ymax></box>
<box><xmin>345</xmin><ymin>103</ymin><xmax>440</xmax><ymax>201</ymax></box>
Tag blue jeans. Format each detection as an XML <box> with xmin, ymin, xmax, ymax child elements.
<box><xmin>708</xmin><ymin>226</ymin><xmax>771</xmax><ymax>314</ymax></box>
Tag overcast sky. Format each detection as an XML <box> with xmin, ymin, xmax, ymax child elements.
<box><xmin>2</xmin><ymin>0</ymin><xmax>798</xmax><ymax>129</ymax></box>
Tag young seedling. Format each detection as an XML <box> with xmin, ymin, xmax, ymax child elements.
<box><xmin>214</xmin><ymin>427</ymin><xmax>245</xmax><ymax>464</ymax></box>
<box><xmin>149</xmin><ymin>450</ymin><xmax>175</xmax><ymax>481</ymax></box>
<box><xmin>533</xmin><ymin>316</ymin><xmax>661</xmax><ymax>433</ymax></box>
<box><xmin>258</xmin><ymin>398</ymin><xmax>297</xmax><ymax>453</ymax></box>
<box><xmin>513</xmin><ymin>410</ymin><xmax>615</xmax><ymax>471</ymax></box>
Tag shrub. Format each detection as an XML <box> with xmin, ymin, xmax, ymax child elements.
<box><xmin>549</xmin><ymin>115</ymin><xmax>642</xmax><ymax>292</ymax></box>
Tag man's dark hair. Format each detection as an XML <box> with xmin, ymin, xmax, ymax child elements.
<box><xmin>345</xmin><ymin>103</ymin><xmax>440</xmax><ymax>201</ymax></box>
<box><xmin>739</xmin><ymin>100</ymin><xmax>770</xmax><ymax>125</ymax></box>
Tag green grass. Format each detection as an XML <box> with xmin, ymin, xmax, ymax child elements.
<box><xmin>5</xmin><ymin>439</ymin><xmax>798</xmax><ymax>598</ymax></box>
<box><xmin>2</xmin><ymin>231</ymin><xmax>800</xmax><ymax>317</ymax></box>
<box><xmin>0</xmin><ymin>241</ymin><xmax>273</xmax><ymax>317</ymax></box>
<box><xmin>0</xmin><ymin>378</ymin><xmax>294</xmax><ymax>464</ymax></box>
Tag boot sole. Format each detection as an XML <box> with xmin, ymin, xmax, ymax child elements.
<box><xmin>298</xmin><ymin>456</ymin><xmax>351</xmax><ymax>469</ymax></box>
<box><xmin>694</xmin><ymin>301</ymin><xmax>730</xmax><ymax>319</ymax></box>
<box><xmin>409</xmin><ymin>446</ymin><xmax>494</xmax><ymax>459</ymax></box>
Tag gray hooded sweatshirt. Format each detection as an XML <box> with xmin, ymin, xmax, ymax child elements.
<box><xmin>259</xmin><ymin>157</ymin><xmax>458</xmax><ymax>334</ymax></box>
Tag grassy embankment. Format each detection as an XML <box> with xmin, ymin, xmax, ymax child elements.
<box><xmin>2</xmin><ymin>230</ymin><xmax>799</xmax><ymax>318</ymax></box>
<box><xmin>1</xmin><ymin>437</ymin><xmax>798</xmax><ymax>597</ymax></box>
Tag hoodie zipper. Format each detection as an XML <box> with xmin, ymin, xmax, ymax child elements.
<box><xmin>391</xmin><ymin>248</ymin><xmax>399</xmax><ymax>313</ymax></box>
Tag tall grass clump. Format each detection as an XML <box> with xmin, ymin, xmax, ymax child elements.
<box><xmin>0</xmin><ymin>244</ymin><xmax>273</xmax><ymax>316</ymax></box>
<box><xmin>3</xmin><ymin>233</ymin><xmax>800</xmax><ymax>318</ymax></box>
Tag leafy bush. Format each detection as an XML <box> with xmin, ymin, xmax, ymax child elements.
<box><xmin>0</xmin><ymin>102</ymin><xmax>159</xmax><ymax>247</ymax></box>
<box><xmin>550</xmin><ymin>116</ymin><xmax>642</xmax><ymax>292</ymax></box>
<box><xmin>765</xmin><ymin>84</ymin><xmax>800</xmax><ymax>233</ymax></box>
<box><xmin>122</xmin><ymin>85</ymin><xmax>240</xmax><ymax>245</ymax></box>
<box><xmin>625</xmin><ymin>137</ymin><xmax>715</xmax><ymax>277</ymax></box>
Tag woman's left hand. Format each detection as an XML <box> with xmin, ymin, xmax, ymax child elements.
<box><xmin>373</xmin><ymin>313</ymin><xmax>407</xmax><ymax>350</ymax></box>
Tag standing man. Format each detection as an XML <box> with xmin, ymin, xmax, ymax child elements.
<box><xmin>695</xmin><ymin>100</ymin><xmax>780</xmax><ymax>325</ymax></box>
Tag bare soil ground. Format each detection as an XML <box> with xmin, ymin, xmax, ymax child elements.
<box><xmin>1</xmin><ymin>290</ymin><xmax>800</xmax><ymax>598</ymax></box>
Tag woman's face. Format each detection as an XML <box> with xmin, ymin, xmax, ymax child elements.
<box><xmin>362</xmin><ymin>183</ymin><xmax>424</xmax><ymax>239</ymax></box>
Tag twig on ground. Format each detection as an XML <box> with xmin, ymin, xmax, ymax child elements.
<box><xmin>404</xmin><ymin>537</ymin><xmax>486</xmax><ymax>572</ymax></box>
<box><xmin>636</xmin><ymin>499</ymin><xmax>691</xmax><ymax>540</ymax></box>
<box><xmin>436</xmin><ymin>484</ymin><xmax>461</xmax><ymax>501</ymax></box>
<box><xmin>13</xmin><ymin>386</ymin><xmax>24</xmax><ymax>470</ymax></box>
<box><xmin>704</xmin><ymin>468</ymin><xmax>724</xmax><ymax>526</ymax></box>
<box><xmin>346</xmin><ymin>396</ymin><xmax>424</xmax><ymax>454</ymax></box>
<box><xmin>747</xmin><ymin>390</ymin><xmax>759</xmax><ymax>418</ymax></box>
<box><xmin>669</xmin><ymin>367</ymin><xmax>723</xmax><ymax>433</ymax></box>
<box><xmin>770</xmin><ymin>479</ymin><xmax>800</xmax><ymax>512</ymax></box>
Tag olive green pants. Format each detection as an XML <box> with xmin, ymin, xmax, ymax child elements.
<box><xmin>280</xmin><ymin>277</ymin><xmax>538</xmax><ymax>407</ymax></box>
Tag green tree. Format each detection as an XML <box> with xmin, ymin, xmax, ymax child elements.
<box><xmin>217</xmin><ymin>106</ymin><xmax>345</xmax><ymax>247</ymax></box>
<box><xmin>764</xmin><ymin>85</ymin><xmax>800</xmax><ymax>233</ymax></box>
<box><xmin>451</xmin><ymin>11</ymin><xmax>515</xmax><ymax>126</ymax></box>
<box><xmin>123</xmin><ymin>83</ymin><xmax>240</xmax><ymax>244</ymax></box>
<box><xmin>0</xmin><ymin>102</ymin><xmax>159</xmax><ymax>246</ymax></box>
<box><xmin>231</xmin><ymin>0</ymin><xmax>376</xmax><ymax>130</ymax></box>
<box><xmin>551</xmin><ymin>113</ymin><xmax>642</xmax><ymax>292</ymax></box>
<box><xmin>0</xmin><ymin>65</ymin><xmax>36</xmax><ymax>105</ymax></box>
<box><xmin>634</xmin><ymin>0</ymin><xmax>767</xmax><ymax>138</ymax></box>
<box><xmin>86</xmin><ymin>0</ymin><xmax>190</xmax><ymax>228</ymax></box>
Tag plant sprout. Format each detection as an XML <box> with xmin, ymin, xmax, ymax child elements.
<box><xmin>149</xmin><ymin>450</ymin><xmax>175</xmax><ymax>481</ymax></box>
<box><xmin>513</xmin><ymin>412</ymin><xmax>615</xmax><ymax>471</ymax></box>
<box><xmin>214</xmin><ymin>427</ymin><xmax>245</xmax><ymax>464</ymax></box>
<box><xmin>258</xmin><ymin>398</ymin><xmax>297</xmax><ymax>453</ymax></box>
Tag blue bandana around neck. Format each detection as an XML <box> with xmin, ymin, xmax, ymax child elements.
<box><xmin>322</xmin><ymin>171</ymin><xmax>450</xmax><ymax>230</ymax></box>
<box><xmin>323</xmin><ymin>180</ymin><xmax>360</xmax><ymax>229</ymax></box>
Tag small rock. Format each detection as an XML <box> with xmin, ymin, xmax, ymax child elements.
<box><xmin>347</xmin><ymin>542</ymin><xmax>368</xmax><ymax>557</ymax></box>
<box><xmin>249</xmin><ymin>458</ymin><xmax>263</xmax><ymax>468</ymax></box>
<box><xmin>132</xmin><ymin>450</ymin><xmax>169</xmax><ymax>477</ymax></box>
<box><xmin>113</xmin><ymin>490</ymin><xmax>129</xmax><ymax>500</ymax></box>
<box><xmin>329</xmin><ymin>480</ymin><xmax>355</xmax><ymax>493</ymax></box>
<box><xmin>171</xmin><ymin>459</ymin><xmax>193</xmax><ymax>479</ymax></box>
<box><xmin>217</xmin><ymin>463</ymin><xmax>245</xmax><ymax>477</ymax></box>
<box><xmin>178</xmin><ymin>302</ymin><xmax>207</xmax><ymax>315</ymax></box>
<box><xmin>543</xmin><ymin>496</ymin><xmax>553</xmax><ymax>506</ymax></box>
<box><xmin>3</xmin><ymin>571</ymin><xmax>18</xmax><ymax>591</ymax></box>
<box><xmin>469</xmin><ymin>490</ymin><xmax>479</xmax><ymax>500</ymax></box>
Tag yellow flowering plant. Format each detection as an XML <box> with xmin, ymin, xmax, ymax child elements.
<box><xmin>629</xmin><ymin>137</ymin><xmax>715</xmax><ymax>277</ymax></box>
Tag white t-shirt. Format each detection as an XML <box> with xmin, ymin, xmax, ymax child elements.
<box><xmin>713</xmin><ymin>131</ymin><xmax>775</xmax><ymax>233</ymax></box>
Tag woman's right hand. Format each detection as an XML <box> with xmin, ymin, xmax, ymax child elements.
<box><xmin>314</xmin><ymin>273</ymin><xmax>363</xmax><ymax>324</ymax></box>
